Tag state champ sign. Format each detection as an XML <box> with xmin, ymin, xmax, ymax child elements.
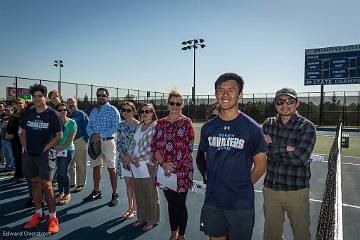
<box><xmin>304</xmin><ymin>44</ymin><xmax>360</xmax><ymax>85</ymax></box>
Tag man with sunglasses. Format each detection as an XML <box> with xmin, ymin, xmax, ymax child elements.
<box><xmin>262</xmin><ymin>88</ymin><xmax>316</xmax><ymax>240</ymax></box>
<box><xmin>84</xmin><ymin>88</ymin><xmax>120</xmax><ymax>206</ymax></box>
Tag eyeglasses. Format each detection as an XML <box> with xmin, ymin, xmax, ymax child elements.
<box><xmin>97</xmin><ymin>94</ymin><xmax>107</xmax><ymax>98</ymax></box>
<box><xmin>168</xmin><ymin>102</ymin><xmax>181</xmax><ymax>106</ymax></box>
<box><xmin>58</xmin><ymin>109</ymin><xmax>68</xmax><ymax>112</ymax></box>
<box><xmin>275</xmin><ymin>98</ymin><xmax>297</xmax><ymax>106</ymax></box>
<box><xmin>122</xmin><ymin>108</ymin><xmax>133</xmax><ymax>113</ymax></box>
<box><xmin>140</xmin><ymin>109</ymin><xmax>153</xmax><ymax>114</ymax></box>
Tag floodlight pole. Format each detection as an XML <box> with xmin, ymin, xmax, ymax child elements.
<box><xmin>53</xmin><ymin>59</ymin><xmax>64</xmax><ymax>96</ymax></box>
<box><xmin>181</xmin><ymin>39</ymin><xmax>206</xmax><ymax>105</ymax></box>
<box><xmin>193</xmin><ymin>45</ymin><xmax>196</xmax><ymax>105</ymax></box>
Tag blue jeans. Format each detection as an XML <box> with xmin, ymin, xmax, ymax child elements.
<box><xmin>27</xmin><ymin>180</ymin><xmax>33</xmax><ymax>198</ymax></box>
<box><xmin>2</xmin><ymin>139</ymin><xmax>14</xmax><ymax>169</ymax></box>
<box><xmin>56</xmin><ymin>150</ymin><xmax>74</xmax><ymax>194</ymax></box>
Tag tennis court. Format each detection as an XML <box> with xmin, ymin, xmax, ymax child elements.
<box><xmin>0</xmin><ymin>126</ymin><xmax>359</xmax><ymax>239</ymax></box>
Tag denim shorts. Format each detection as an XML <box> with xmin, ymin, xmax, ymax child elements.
<box><xmin>22</xmin><ymin>149</ymin><xmax>57</xmax><ymax>180</ymax></box>
<box><xmin>200</xmin><ymin>203</ymin><xmax>254</xmax><ymax>240</ymax></box>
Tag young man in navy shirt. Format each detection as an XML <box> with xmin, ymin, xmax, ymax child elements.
<box><xmin>199</xmin><ymin>73</ymin><xmax>267</xmax><ymax>240</ymax></box>
<box><xmin>21</xmin><ymin>84</ymin><xmax>63</xmax><ymax>234</ymax></box>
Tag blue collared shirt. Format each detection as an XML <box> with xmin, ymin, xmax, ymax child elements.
<box><xmin>68</xmin><ymin>108</ymin><xmax>89</xmax><ymax>142</ymax></box>
<box><xmin>86</xmin><ymin>102</ymin><xmax>120</xmax><ymax>138</ymax></box>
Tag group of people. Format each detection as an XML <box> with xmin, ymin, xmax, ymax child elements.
<box><xmin>197</xmin><ymin>73</ymin><xmax>316</xmax><ymax>240</ymax></box>
<box><xmin>2</xmin><ymin>71</ymin><xmax>317</xmax><ymax>240</ymax></box>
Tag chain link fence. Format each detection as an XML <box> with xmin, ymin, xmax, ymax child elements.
<box><xmin>1</xmin><ymin>75</ymin><xmax>359</xmax><ymax>126</ymax></box>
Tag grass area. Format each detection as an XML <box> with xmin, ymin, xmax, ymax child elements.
<box><xmin>314</xmin><ymin>135</ymin><xmax>360</xmax><ymax>157</ymax></box>
<box><xmin>192</xmin><ymin>123</ymin><xmax>360</xmax><ymax>157</ymax></box>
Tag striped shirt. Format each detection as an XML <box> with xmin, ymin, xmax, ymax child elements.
<box><xmin>128</xmin><ymin>122</ymin><xmax>157</xmax><ymax>165</ymax></box>
<box><xmin>262</xmin><ymin>112</ymin><xmax>316</xmax><ymax>191</ymax></box>
<box><xmin>86</xmin><ymin>102</ymin><xmax>120</xmax><ymax>138</ymax></box>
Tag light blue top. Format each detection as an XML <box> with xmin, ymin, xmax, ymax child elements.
<box><xmin>86</xmin><ymin>102</ymin><xmax>121</xmax><ymax>138</ymax></box>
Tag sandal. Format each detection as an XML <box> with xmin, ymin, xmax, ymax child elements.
<box><xmin>56</xmin><ymin>193</ymin><xmax>64</xmax><ymax>203</ymax></box>
<box><xmin>169</xmin><ymin>232</ymin><xmax>178</xmax><ymax>240</ymax></box>
<box><xmin>132</xmin><ymin>221</ymin><xmax>145</xmax><ymax>227</ymax></box>
<box><xmin>59</xmin><ymin>194</ymin><xmax>71</xmax><ymax>205</ymax></box>
<box><xmin>126</xmin><ymin>210</ymin><xmax>136</xmax><ymax>219</ymax></box>
<box><xmin>122</xmin><ymin>209</ymin><xmax>136</xmax><ymax>219</ymax></box>
<box><xmin>142</xmin><ymin>223</ymin><xmax>155</xmax><ymax>231</ymax></box>
<box><xmin>121</xmin><ymin>209</ymin><xmax>131</xmax><ymax>218</ymax></box>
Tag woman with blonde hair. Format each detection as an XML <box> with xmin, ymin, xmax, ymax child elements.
<box><xmin>151</xmin><ymin>89</ymin><xmax>195</xmax><ymax>240</ymax></box>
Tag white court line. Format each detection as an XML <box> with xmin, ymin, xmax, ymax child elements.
<box><xmin>322</xmin><ymin>161</ymin><xmax>360</xmax><ymax>166</ymax></box>
<box><xmin>342</xmin><ymin>203</ymin><xmax>360</xmax><ymax>209</ymax></box>
<box><xmin>254</xmin><ymin>189</ymin><xmax>360</xmax><ymax>209</ymax></box>
<box><xmin>0</xmin><ymin>176</ymin><xmax>11</xmax><ymax>181</ymax></box>
<box><xmin>342</xmin><ymin>155</ymin><xmax>360</xmax><ymax>159</ymax></box>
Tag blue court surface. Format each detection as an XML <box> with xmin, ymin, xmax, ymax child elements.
<box><xmin>0</xmin><ymin>150</ymin><xmax>359</xmax><ymax>240</ymax></box>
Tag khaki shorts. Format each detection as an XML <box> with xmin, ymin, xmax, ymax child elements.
<box><xmin>91</xmin><ymin>139</ymin><xmax>116</xmax><ymax>169</ymax></box>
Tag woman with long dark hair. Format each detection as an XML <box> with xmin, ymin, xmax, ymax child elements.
<box><xmin>116</xmin><ymin>101</ymin><xmax>139</xmax><ymax>216</ymax></box>
<box><xmin>55</xmin><ymin>103</ymin><xmax>77</xmax><ymax>205</ymax></box>
<box><xmin>128</xmin><ymin>103</ymin><xmax>160</xmax><ymax>231</ymax></box>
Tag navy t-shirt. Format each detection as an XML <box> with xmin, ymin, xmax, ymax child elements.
<box><xmin>199</xmin><ymin>112</ymin><xmax>266</xmax><ymax>210</ymax></box>
<box><xmin>20</xmin><ymin>108</ymin><xmax>62</xmax><ymax>156</ymax></box>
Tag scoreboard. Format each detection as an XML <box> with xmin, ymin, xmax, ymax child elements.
<box><xmin>304</xmin><ymin>44</ymin><xmax>360</xmax><ymax>85</ymax></box>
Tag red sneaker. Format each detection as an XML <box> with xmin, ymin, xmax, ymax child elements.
<box><xmin>48</xmin><ymin>216</ymin><xmax>59</xmax><ymax>234</ymax></box>
<box><xmin>24</xmin><ymin>213</ymin><xmax>46</xmax><ymax>229</ymax></box>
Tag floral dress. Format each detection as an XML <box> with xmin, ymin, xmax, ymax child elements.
<box><xmin>116</xmin><ymin>120</ymin><xmax>139</xmax><ymax>176</ymax></box>
<box><xmin>151</xmin><ymin>117</ymin><xmax>195</xmax><ymax>192</ymax></box>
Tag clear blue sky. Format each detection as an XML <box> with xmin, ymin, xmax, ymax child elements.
<box><xmin>1</xmin><ymin>0</ymin><xmax>359</xmax><ymax>97</ymax></box>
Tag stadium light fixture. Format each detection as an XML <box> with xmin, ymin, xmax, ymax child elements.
<box><xmin>180</xmin><ymin>38</ymin><xmax>206</xmax><ymax>105</ymax></box>
<box><xmin>53</xmin><ymin>59</ymin><xmax>64</xmax><ymax>95</ymax></box>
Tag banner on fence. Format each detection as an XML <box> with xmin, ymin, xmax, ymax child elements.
<box><xmin>6</xmin><ymin>87</ymin><xmax>31</xmax><ymax>99</ymax></box>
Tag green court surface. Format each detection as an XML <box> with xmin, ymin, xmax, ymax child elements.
<box><xmin>192</xmin><ymin>123</ymin><xmax>360</xmax><ymax>157</ymax></box>
<box><xmin>314</xmin><ymin>135</ymin><xmax>360</xmax><ymax>157</ymax></box>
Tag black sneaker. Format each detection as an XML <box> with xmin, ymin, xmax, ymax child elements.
<box><xmin>83</xmin><ymin>190</ymin><xmax>102</xmax><ymax>202</ymax></box>
<box><xmin>108</xmin><ymin>193</ymin><xmax>119</xmax><ymax>207</ymax></box>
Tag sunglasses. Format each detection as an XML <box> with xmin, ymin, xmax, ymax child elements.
<box><xmin>275</xmin><ymin>98</ymin><xmax>297</xmax><ymax>106</ymax></box>
<box><xmin>140</xmin><ymin>109</ymin><xmax>153</xmax><ymax>114</ymax></box>
<box><xmin>122</xmin><ymin>108</ymin><xmax>133</xmax><ymax>113</ymax></box>
<box><xmin>169</xmin><ymin>101</ymin><xmax>181</xmax><ymax>106</ymax></box>
<box><xmin>58</xmin><ymin>109</ymin><xmax>68</xmax><ymax>112</ymax></box>
<box><xmin>97</xmin><ymin>94</ymin><xmax>107</xmax><ymax>98</ymax></box>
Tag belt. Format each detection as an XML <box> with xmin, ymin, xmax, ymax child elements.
<box><xmin>102</xmin><ymin>137</ymin><xmax>114</xmax><ymax>141</ymax></box>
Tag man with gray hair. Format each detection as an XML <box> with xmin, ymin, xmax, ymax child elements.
<box><xmin>67</xmin><ymin>97</ymin><xmax>89</xmax><ymax>193</ymax></box>
<box><xmin>262</xmin><ymin>88</ymin><xmax>316</xmax><ymax>240</ymax></box>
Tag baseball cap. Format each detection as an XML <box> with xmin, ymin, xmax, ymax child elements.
<box><xmin>275</xmin><ymin>88</ymin><xmax>298</xmax><ymax>99</ymax></box>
